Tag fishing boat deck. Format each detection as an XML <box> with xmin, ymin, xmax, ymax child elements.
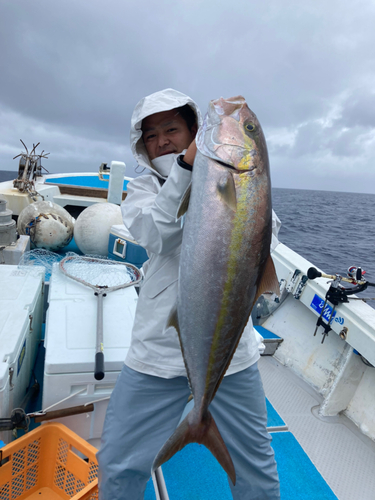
<box><xmin>142</xmin><ymin>354</ymin><xmax>375</xmax><ymax>499</ymax></box>
<box><xmin>260</xmin><ymin>355</ymin><xmax>375</xmax><ymax>500</ymax></box>
<box><xmin>10</xmin><ymin>297</ymin><xmax>375</xmax><ymax>500</ymax></box>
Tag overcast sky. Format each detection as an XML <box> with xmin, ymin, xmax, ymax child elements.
<box><xmin>1</xmin><ymin>0</ymin><xmax>375</xmax><ymax>193</ymax></box>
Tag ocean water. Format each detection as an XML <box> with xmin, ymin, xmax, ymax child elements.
<box><xmin>0</xmin><ymin>171</ymin><xmax>16</xmax><ymax>181</ymax></box>
<box><xmin>272</xmin><ymin>188</ymin><xmax>375</xmax><ymax>306</ymax></box>
<box><xmin>1</xmin><ymin>170</ymin><xmax>374</xmax><ymax>305</ymax></box>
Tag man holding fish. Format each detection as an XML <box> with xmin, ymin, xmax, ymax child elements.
<box><xmin>98</xmin><ymin>88</ymin><xmax>281</xmax><ymax>499</ymax></box>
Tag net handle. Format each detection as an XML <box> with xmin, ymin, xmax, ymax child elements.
<box><xmin>59</xmin><ymin>255</ymin><xmax>142</xmax><ymax>381</ymax></box>
<box><xmin>95</xmin><ymin>290</ymin><xmax>105</xmax><ymax>380</ymax></box>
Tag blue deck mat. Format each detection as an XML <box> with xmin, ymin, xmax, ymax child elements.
<box><xmin>255</xmin><ymin>324</ymin><xmax>281</xmax><ymax>340</ymax></box>
<box><xmin>144</xmin><ymin>431</ymin><xmax>338</xmax><ymax>500</ymax></box>
<box><xmin>266</xmin><ymin>399</ymin><xmax>285</xmax><ymax>427</ymax></box>
<box><xmin>271</xmin><ymin>432</ymin><xmax>338</xmax><ymax>500</ymax></box>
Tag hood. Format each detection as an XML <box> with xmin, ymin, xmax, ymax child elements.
<box><xmin>130</xmin><ymin>88</ymin><xmax>202</xmax><ymax>178</ymax></box>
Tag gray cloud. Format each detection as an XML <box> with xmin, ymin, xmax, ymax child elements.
<box><xmin>339</xmin><ymin>91</ymin><xmax>375</xmax><ymax>129</ymax></box>
<box><xmin>1</xmin><ymin>0</ymin><xmax>375</xmax><ymax>193</ymax></box>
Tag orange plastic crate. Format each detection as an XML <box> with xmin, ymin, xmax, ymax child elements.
<box><xmin>0</xmin><ymin>423</ymin><xmax>98</xmax><ymax>499</ymax></box>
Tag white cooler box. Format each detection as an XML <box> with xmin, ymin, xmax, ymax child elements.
<box><xmin>43</xmin><ymin>262</ymin><xmax>138</xmax><ymax>447</ymax></box>
<box><xmin>0</xmin><ymin>265</ymin><xmax>44</xmax><ymax>443</ymax></box>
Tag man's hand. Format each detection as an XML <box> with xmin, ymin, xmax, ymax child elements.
<box><xmin>183</xmin><ymin>140</ymin><xmax>197</xmax><ymax>167</ymax></box>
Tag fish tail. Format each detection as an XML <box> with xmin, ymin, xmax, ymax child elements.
<box><xmin>152</xmin><ymin>409</ymin><xmax>236</xmax><ymax>485</ymax></box>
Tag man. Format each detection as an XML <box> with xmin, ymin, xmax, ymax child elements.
<box><xmin>97</xmin><ymin>88</ymin><xmax>281</xmax><ymax>499</ymax></box>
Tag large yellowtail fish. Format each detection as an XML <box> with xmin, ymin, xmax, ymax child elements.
<box><xmin>152</xmin><ymin>96</ymin><xmax>280</xmax><ymax>484</ymax></box>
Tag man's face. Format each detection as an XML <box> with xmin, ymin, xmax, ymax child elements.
<box><xmin>142</xmin><ymin>108</ymin><xmax>197</xmax><ymax>160</ymax></box>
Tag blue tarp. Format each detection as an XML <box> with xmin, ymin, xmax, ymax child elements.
<box><xmin>44</xmin><ymin>175</ymin><xmax>129</xmax><ymax>190</ymax></box>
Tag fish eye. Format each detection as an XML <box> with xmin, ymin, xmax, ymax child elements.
<box><xmin>245</xmin><ymin>123</ymin><xmax>256</xmax><ymax>132</ymax></box>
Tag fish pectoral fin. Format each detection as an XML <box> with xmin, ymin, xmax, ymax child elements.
<box><xmin>166</xmin><ymin>302</ymin><xmax>180</xmax><ymax>332</ymax></box>
<box><xmin>217</xmin><ymin>172</ymin><xmax>237</xmax><ymax>212</ymax></box>
<box><xmin>253</xmin><ymin>254</ymin><xmax>280</xmax><ymax>305</ymax></box>
<box><xmin>152</xmin><ymin>410</ymin><xmax>236</xmax><ymax>486</ymax></box>
<box><xmin>177</xmin><ymin>183</ymin><xmax>192</xmax><ymax>219</ymax></box>
<box><xmin>167</xmin><ymin>304</ymin><xmax>194</xmax><ymax>394</ymax></box>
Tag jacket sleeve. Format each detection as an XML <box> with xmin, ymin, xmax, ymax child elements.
<box><xmin>121</xmin><ymin>161</ymin><xmax>192</xmax><ymax>255</ymax></box>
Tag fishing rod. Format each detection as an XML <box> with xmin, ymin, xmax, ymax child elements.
<box><xmin>0</xmin><ymin>386</ymin><xmax>111</xmax><ymax>435</ymax></box>
<box><xmin>0</xmin><ymin>403</ymin><xmax>95</xmax><ymax>434</ymax></box>
<box><xmin>307</xmin><ymin>266</ymin><xmax>375</xmax><ymax>343</ymax></box>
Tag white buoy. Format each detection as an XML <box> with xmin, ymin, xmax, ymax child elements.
<box><xmin>17</xmin><ymin>201</ymin><xmax>74</xmax><ymax>251</ymax></box>
<box><xmin>74</xmin><ymin>203</ymin><xmax>123</xmax><ymax>256</ymax></box>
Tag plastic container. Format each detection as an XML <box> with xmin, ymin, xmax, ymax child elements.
<box><xmin>42</xmin><ymin>262</ymin><xmax>137</xmax><ymax>448</ymax></box>
<box><xmin>0</xmin><ymin>265</ymin><xmax>44</xmax><ymax>444</ymax></box>
<box><xmin>2</xmin><ymin>236</ymin><xmax>30</xmax><ymax>265</ymax></box>
<box><xmin>0</xmin><ymin>422</ymin><xmax>98</xmax><ymax>499</ymax></box>
<box><xmin>108</xmin><ymin>224</ymin><xmax>148</xmax><ymax>268</ymax></box>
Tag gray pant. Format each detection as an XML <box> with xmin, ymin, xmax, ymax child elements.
<box><xmin>97</xmin><ymin>363</ymin><xmax>280</xmax><ymax>500</ymax></box>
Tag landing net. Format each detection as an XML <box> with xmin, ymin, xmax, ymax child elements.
<box><xmin>59</xmin><ymin>255</ymin><xmax>142</xmax><ymax>292</ymax></box>
<box><xmin>18</xmin><ymin>248</ymin><xmax>62</xmax><ymax>281</ymax></box>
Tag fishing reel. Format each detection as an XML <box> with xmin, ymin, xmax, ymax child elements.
<box><xmin>347</xmin><ymin>266</ymin><xmax>366</xmax><ymax>282</ymax></box>
<box><xmin>307</xmin><ymin>266</ymin><xmax>375</xmax><ymax>343</ymax></box>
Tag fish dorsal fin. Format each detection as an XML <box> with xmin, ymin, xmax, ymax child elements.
<box><xmin>253</xmin><ymin>254</ymin><xmax>280</xmax><ymax>306</ymax></box>
<box><xmin>217</xmin><ymin>172</ymin><xmax>237</xmax><ymax>212</ymax></box>
<box><xmin>177</xmin><ymin>183</ymin><xmax>192</xmax><ymax>219</ymax></box>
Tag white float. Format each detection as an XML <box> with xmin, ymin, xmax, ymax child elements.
<box><xmin>17</xmin><ymin>201</ymin><xmax>74</xmax><ymax>251</ymax></box>
<box><xmin>74</xmin><ymin>203</ymin><xmax>123</xmax><ymax>256</ymax></box>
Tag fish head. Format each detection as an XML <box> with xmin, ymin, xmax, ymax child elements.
<box><xmin>196</xmin><ymin>96</ymin><xmax>269</xmax><ymax>176</ymax></box>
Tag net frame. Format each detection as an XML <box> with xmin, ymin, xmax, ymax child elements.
<box><xmin>59</xmin><ymin>255</ymin><xmax>142</xmax><ymax>291</ymax></box>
